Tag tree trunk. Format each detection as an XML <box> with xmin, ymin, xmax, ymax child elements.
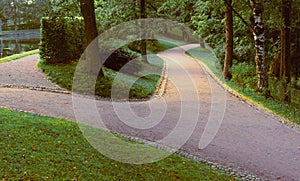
<box><xmin>295</xmin><ymin>24</ymin><xmax>300</xmax><ymax>77</ymax></box>
<box><xmin>250</xmin><ymin>0</ymin><xmax>268</xmax><ymax>93</ymax></box>
<box><xmin>280</xmin><ymin>0</ymin><xmax>292</xmax><ymax>102</ymax></box>
<box><xmin>0</xmin><ymin>39</ymin><xmax>3</xmax><ymax>58</ymax></box>
<box><xmin>223</xmin><ymin>0</ymin><xmax>233</xmax><ymax>80</ymax></box>
<box><xmin>140</xmin><ymin>0</ymin><xmax>148</xmax><ymax>63</ymax></box>
<box><xmin>0</xmin><ymin>20</ymin><xmax>2</xmax><ymax>33</ymax></box>
<box><xmin>14</xmin><ymin>0</ymin><xmax>18</xmax><ymax>32</ymax></box>
<box><xmin>181</xmin><ymin>26</ymin><xmax>189</xmax><ymax>41</ymax></box>
<box><xmin>79</xmin><ymin>0</ymin><xmax>103</xmax><ymax>76</ymax></box>
<box><xmin>199</xmin><ymin>37</ymin><xmax>205</xmax><ymax>48</ymax></box>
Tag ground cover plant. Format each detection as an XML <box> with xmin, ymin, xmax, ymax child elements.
<box><xmin>0</xmin><ymin>108</ymin><xmax>236</xmax><ymax>180</ymax></box>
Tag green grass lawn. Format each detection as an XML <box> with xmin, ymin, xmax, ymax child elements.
<box><xmin>0</xmin><ymin>108</ymin><xmax>235</xmax><ymax>180</ymax></box>
<box><xmin>0</xmin><ymin>41</ymin><xmax>237</xmax><ymax>180</ymax></box>
<box><xmin>0</xmin><ymin>49</ymin><xmax>39</xmax><ymax>63</ymax></box>
<box><xmin>147</xmin><ymin>39</ymin><xmax>180</xmax><ymax>54</ymax></box>
<box><xmin>186</xmin><ymin>47</ymin><xmax>300</xmax><ymax>125</ymax></box>
<box><xmin>38</xmin><ymin>55</ymin><xmax>163</xmax><ymax>99</ymax></box>
<box><xmin>38</xmin><ymin>40</ymin><xmax>179</xmax><ymax>99</ymax></box>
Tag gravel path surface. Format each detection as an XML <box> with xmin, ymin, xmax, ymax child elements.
<box><xmin>0</xmin><ymin>54</ymin><xmax>64</xmax><ymax>90</ymax></box>
<box><xmin>0</xmin><ymin>45</ymin><xmax>299</xmax><ymax>180</ymax></box>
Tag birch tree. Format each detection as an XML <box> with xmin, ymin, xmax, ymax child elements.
<box><xmin>250</xmin><ymin>0</ymin><xmax>268</xmax><ymax>93</ymax></box>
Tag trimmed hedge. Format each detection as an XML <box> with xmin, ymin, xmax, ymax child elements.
<box><xmin>39</xmin><ymin>17</ymin><xmax>86</xmax><ymax>64</ymax></box>
<box><xmin>39</xmin><ymin>17</ymin><xmax>141</xmax><ymax>73</ymax></box>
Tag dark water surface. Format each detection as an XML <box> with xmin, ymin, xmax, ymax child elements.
<box><xmin>0</xmin><ymin>30</ymin><xmax>40</xmax><ymax>58</ymax></box>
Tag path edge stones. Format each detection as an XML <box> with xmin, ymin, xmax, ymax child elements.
<box><xmin>185</xmin><ymin>53</ymin><xmax>300</xmax><ymax>133</ymax></box>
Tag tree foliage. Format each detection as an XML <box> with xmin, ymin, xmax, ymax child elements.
<box><xmin>37</xmin><ymin>0</ymin><xmax>300</xmax><ymax>102</ymax></box>
<box><xmin>0</xmin><ymin>0</ymin><xmax>50</xmax><ymax>30</ymax></box>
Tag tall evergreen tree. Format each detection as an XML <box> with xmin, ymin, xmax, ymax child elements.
<box><xmin>280</xmin><ymin>0</ymin><xmax>292</xmax><ymax>102</ymax></box>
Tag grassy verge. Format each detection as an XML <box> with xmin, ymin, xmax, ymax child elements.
<box><xmin>38</xmin><ymin>58</ymin><xmax>162</xmax><ymax>99</ymax></box>
<box><xmin>37</xmin><ymin>40</ymin><xmax>178</xmax><ymax>99</ymax></box>
<box><xmin>0</xmin><ymin>108</ymin><xmax>235</xmax><ymax>180</ymax></box>
<box><xmin>147</xmin><ymin>39</ymin><xmax>179</xmax><ymax>54</ymax></box>
<box><xmin>0</xmin><ymin>49</ymin><xmax>39</xmax><ymax>63</ymax></box>
<box><xmin>186</xmin><ymin>47</ymin><xmax>300</xmax><ymax>125</ymax></box>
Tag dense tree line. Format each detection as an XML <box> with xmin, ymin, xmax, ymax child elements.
<box><xmin>159</xmin><ymin>0</ymin><xmax>299</xmax><ymax>101</ymax></box>
<box><xmin>0</xmin><ymin>0</ymin><xmax>50</xmax><ymax>30</ymax></box>
<box><xmin>192</xmin><ymin>0</ymin><xmax>299</xmax><ymax>102</ymax></box>
<box><xmin>8</xmin><ymin>0</ymin><xmax>298</xmax><ymax>102</ymax></box>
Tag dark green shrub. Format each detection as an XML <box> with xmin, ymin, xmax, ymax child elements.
<box><xmin>40</xmin><ymin>17</ymin><xmax>139</xmax><ymax>69</ymax></box>
<box><xmin>39</xmin><ymin>17</ymin><xmax>85</xmax><ymax>64</ymax></box>
<box><xmin>231</xmin><ymin>62</ymin><xmax>257</xmax><ymax>90</ymax></box>
<box><xmin>269</xmin><ymin>76</ymin><xmax>300</xmax><ymax>107</ymax></box>
<box><xmin>103</xmin><ymin>46</ymin><xmax>140</xmax><ymax>74</ymax></box>
<box><xmin>268</xmin><ymin>76</ymin><xmax>286</xmax><ymax>101</ymax></box>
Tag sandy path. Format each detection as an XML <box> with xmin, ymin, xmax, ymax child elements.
<box><xmin>0</xmin><ymin>45</ymin><xmax>299</xmax><ymax>180</ymax></box>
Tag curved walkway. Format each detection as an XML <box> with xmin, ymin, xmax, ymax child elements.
<box><xmin>0</xmin><ymin>54</ymin><xmax>65</xmax><ymax>91</ymax></box>
<box><xmin>0</xmin><ymin>45</ymin><xmax>299</xmax><ymax>180</ymax></box>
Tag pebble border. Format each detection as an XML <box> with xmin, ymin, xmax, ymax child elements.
<box><xmin>0</xmin><ymin>56</ymin><xmax>169</xmax><ymax>102</ymax></box>
<box><xmin>0</xmin><ymin>52</ymin><xmax>271</xmax><ymax>180</ymax></box>
<box><xmin>185</xmin><ymin>53</ymin><xmax>300</xmax><ymax>133</ymax></box>
<box><xmin>153</xmin><ymin>57</ymin><xmax>168</xmax><ymax>98</ymax></box>
<box><xmin>0</xmin><ymin>104</ymin><xmax>266</xmax><ymax>181</ymax></box>
<box><xmin>0</xmin><ymin>84</ymin><xmax>70</xmax><ymax>94</ymax></box>
<box><xmin>107</xmin><ymin>132</ymin><xmax>265</xmax><ymax>181</ymax></box>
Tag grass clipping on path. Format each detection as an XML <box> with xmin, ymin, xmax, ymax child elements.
<box><xmin>0</xmin><ymin>108</ymin><xmax>235</xmax><ymax>180</ymax></box>
<box><xmin>186</xmin><ymin>47</ymin><xmax>300</xmax><ymax>125</ymax></box>
<box><xmin>0</xmin><ymin>49</ymin><xmax>39</xmax><ymax>63</ymax></box>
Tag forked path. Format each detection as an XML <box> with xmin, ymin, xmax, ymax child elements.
<box><xmin>0</xmin><ymin>45</ymin><xmax>299</xmax><ymax>180</ymax></box>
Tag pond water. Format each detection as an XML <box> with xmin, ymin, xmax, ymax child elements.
<box><xmin>0</xmin><ymin>30</ymin><xmax>40</xmax><ymax>58</ymax></box>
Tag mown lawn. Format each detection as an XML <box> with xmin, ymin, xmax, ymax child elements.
<box><xmin>0</xmin><ymin>108</ymin><xmax>235</xmax><ymax>180</ymax></box>
<box><xmin>38</xmin><ymin>55</ymin><xmax>163</xmax><ymax>99</ymax></box>
<box><xmin>38</xmin><ymin>39</ymin><xmax>178</xmax><ymax>99</ymax></box>
<box><xmin>0</xmin><ymin>49</ymin><xmax>39</xmax><ymax>63</ymax></box>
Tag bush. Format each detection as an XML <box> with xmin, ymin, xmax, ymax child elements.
<box><xmin>268</xmin><ymin>76</ymin><xmax>287</xmax><ymax>101</ymax></box>
<box><xmin>269</xmin><ymin>76</ymin><xmax>300</xmax><ymax>107</ymax></box>
<box><xmin>104</xmin><ymin>46</ymin><xmax>140</xmax><ymax>74</ymax></box>
<box><xmin>231</xmin><ymin>62</ymin><xmax>257</xmax><ymax>90</ymax></box>
<box><xmin>39</xmin><ymin>17</ymin><xmax>85</xmax><ymax>64</ymax></box>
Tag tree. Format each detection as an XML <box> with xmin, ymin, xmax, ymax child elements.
<box><xmin>0</xmin><ymin>14</ymin><xmax>5</xmax><ymax>32</ymax></box>
<box><xmin>22</xmin><ymin>0</ymin><xmax>51</xmax><ymax>28</ymax></box>
<box><xmin>280</xmin><ymin>0</ymin><xmax>292</xmax><ymax>102</ymax></box>
<box><xmin>79</xmin><ymin>0</ymin><xmax>103</xmax><ymax>75</ymax></box>
<box><xmin>223</xmin><ymin>0</ymin><xmax>233</xmax><ymax>80</ymax></box>
<box><xmin>140</xmin><ymin>0</ymin><xmax>148</xmax><ymax>63</ymax></box>
<box><xmin>0</xmin><ymin>0</ymin><xmax>18</xmax><ymax>31</ymax></box>
<box><xmin>192</xmin><ymin>0</ymin><xmax>226</xmax><ymax>53</ymax></box>
<box><xmin>250</xmin><ymin>0</ymin><xmax>268</xmax><ymax>93</ymax></box>
<box><xmin>0</xmin><ymin>0</ymin><xmax>50</xmax><ymax>30</ymax></box>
